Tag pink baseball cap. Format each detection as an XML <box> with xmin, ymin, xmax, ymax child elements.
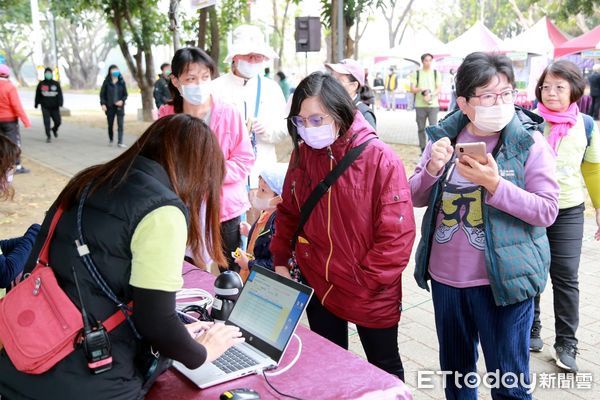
<box><xmin>0</xmin><ymin>64</ymin><xmax>10</xmax><ymax>77</ymax></box>
<box><xmin>325</xmin><ymin>59</ymin><xmax>365</xmax><ymax>86</ymax></box>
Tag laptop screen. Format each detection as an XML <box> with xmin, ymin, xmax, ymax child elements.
<box><xmin>226</xmin><ymin>266</ymin><xmax>312</xmax><ymax>360</ymax></box>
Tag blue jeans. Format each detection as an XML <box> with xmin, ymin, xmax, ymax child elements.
<box><xmin>431</xmin><ymin>280</ymin><xmax>533</xmax><ymax>399</ymax></box>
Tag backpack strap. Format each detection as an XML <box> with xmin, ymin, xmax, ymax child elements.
<box><xmin>582</xmin><ymin>113</ymin><xmax>594</xmax><ymax>148</ymax></box>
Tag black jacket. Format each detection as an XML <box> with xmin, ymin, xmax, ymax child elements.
<box><xmin>100</xmin><ymin>76</ymin><xmax>128</xmax><ymax>107</ymax></box>
<box><xmin>589</xmin><ymin>72</ymin><xmax>600</xmax><ymax>97</ymax></box>
<box><xmin>0</xmin><ymin>157</ymin><xmax>190</xmax><ymax>400</ymax></box>
<box><xmin>34</xmin><ymin>79</ymin><xmax>63</xmax><ymax>109</ymax></box>
<box><xmin>153</xmin><ymin>76</ymin><xmax>171</xmax><ymax>108</ymax></box>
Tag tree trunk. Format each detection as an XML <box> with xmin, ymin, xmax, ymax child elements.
<box><xmin>140</xmin><ymin>84</ymin><xmax>154</xmax><ymax>121</ymax></box>
<box><xmin>331</xmin><ymin>0</ymin><xmax>339</xmax><ymax>62</ymax></box>
<box><xmin>169</xmin><ymin>0</ymin><xmax>181</xmax><ymax>51</ymax></box>
<box><xmin>209</xmin><ymin>6</ymin><xmax>220</xmax><ymax>66</ymax></box>
<box><xmin>198</xmin><ymin>9</ymin><xmax>208</xmax><ymax>49</ymax></box>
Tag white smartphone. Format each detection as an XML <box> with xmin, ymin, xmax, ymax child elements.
<box><xmin>455</xmin><ymin>142</ymin><xmax>488</xmax><ymax>165</ymax></box>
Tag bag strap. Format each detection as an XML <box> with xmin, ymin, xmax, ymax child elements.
<box><xmin>583</xmin><ymin>113</ymin><xmax>594</xmax><ymax>148</ymax></box>
<box><xmin>37</xmin><ymin>207</ymin><xmax>64</xmax><ymax>267</ymax></box>
<box><xmin>290</xmin><ymin>138</ymin><xmax>374</xmax><ymax>252</ymax></box>
<box><xmin>36</xmin><ymin>206</ymin><xmax>131</xmax><ymax>334</ymax></box>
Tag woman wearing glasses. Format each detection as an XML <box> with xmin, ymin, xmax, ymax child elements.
<box><xmin>530</xmin><ymin>60</ymin><xmax>600</xmax><ymax>372</ymax></box>
<box><xmin>410</xmin><ymin>52</ymin><xmax>559</xmax><ymax>399</ymax></box>
<box><xmin>270</xmin><ymin>72</ymin><xmax>416</xmax><ymax>380</ymax></box>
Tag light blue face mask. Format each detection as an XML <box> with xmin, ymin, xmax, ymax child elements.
<box><xmin>111</xmin><ymin>70</ymin><xmax>120</xmax><ymax>78</ymax></box>
<box><xmin>180</xmin><ymin>83</ymin><xmax>211</xmax><ymax>106</ymax></box>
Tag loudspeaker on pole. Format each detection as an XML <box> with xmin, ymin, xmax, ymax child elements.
<box><xmin>295</xmin><ymin>17</ymin><xmax>321</xmax><ymax>53</ymax></box>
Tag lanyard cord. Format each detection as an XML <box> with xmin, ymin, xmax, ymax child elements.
<box><xmin>76</xmin><ymin>184</ymin><xmax>141</xmax><ymax>339</ymax></box>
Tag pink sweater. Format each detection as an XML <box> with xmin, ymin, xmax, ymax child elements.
<box><xmin>159</xmin><ymin>99</ymin><xmax>255</xmax><ymax>221</ymax></box>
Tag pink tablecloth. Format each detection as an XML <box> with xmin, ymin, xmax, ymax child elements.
<box><xmin>146</xmin><ymin>264</ymin><xmax>413</xmax><ymax>400</ymax></box>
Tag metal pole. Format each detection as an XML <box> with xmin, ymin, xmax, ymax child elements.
<box><xmin>337</xmin><ymin>0</ymin><xmax>344</xmax><ymax>61</ymax></box>
<box><xmin>30</xmin><ymin>0</ymin><xmax>44</xmax><ymax>74</ymax></box>
<box><xmin>51</xmin><ymin>11</ymin><xmax>59</xmax><ymax>80</ymax></box>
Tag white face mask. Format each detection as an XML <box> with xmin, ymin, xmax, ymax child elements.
<box><xmin>297</xmin><ymin>124</ymin><xmax>338</xmax><ymax>149</ymax></box>
<box><xmin>6</xmin><ymin>171</ymin><xmax>13</xmax><ymax>183</ymax></box>
<box><xmin>236</xmin><ymin>60</ymin><xmax>263</xmax><ymax>79</ymax></box>
<box><xmin>472</xmin><ymin>103</ymin><xmax>515</xmax><ymax>133</ymax></box>
<box><xmin>180</xmin><ymin>83</ymin><xmax>210</xmax><ymax>105</ymax></box>
<box><xmin>250</xmin><ymin>192</ymin><xmax>279</xmax><ymax>211</ymax></box>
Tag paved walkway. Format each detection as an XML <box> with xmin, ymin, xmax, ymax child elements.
<box><xmin>19</xmin><ymin>110</ymin><xmax>599</xmax><ymax>399</ymax></box>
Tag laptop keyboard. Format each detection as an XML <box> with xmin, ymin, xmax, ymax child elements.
<box><xmin>213</xmin><ymin>347</ymin><xmax>260</xmax><ymax>373</ymax></box>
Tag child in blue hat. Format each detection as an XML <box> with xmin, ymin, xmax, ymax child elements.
<box><xmin>235</xmin><ymin>163</ymin><xmax>287</xmax><ymax>280</ymax></box>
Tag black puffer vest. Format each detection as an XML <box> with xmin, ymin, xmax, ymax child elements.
<box><xmin>0</xmin><ymin>156</ymin><xmax>188</xmax><ymax>400</ymax></box>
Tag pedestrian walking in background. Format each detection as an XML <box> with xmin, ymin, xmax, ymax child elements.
<box><xmin>384</xmin><ymin>67</ymin><xmax>398</xmax><ymax>111</ymax></box>
<box><xmin>100</xmin><ymin>65</ymin><xmax>128</xmax><ymax>147</ymax></box>
<box><xmin>410</xmin><ymin>53</ymin><xmax>442</xmax><ymax>153</ymax></box>
<box><xmin>34</xmin><ymin>67</ymin><xmax>63</xmax><ymax>143</ymax></box>
<box><xmin>410</xmin><ymin>52</ymin><xmax>559</xmax><ymax>399</ymax></box>
<box><xmin>274</xmin><ymin>71</ymin><xmax>290</xmax><ymax>101</ymax></box>
<box><xmin>153</xmin><ymin>63</ymin><xmax>172</xmax><ymax>109</ymax></box>
<box><xmin>0</xmin><ymin>64</ymin><xmax>31</xmax><ymax>174</ymax></box>
<box><xmin>531</xmin><ymin>60</ymin><xmax>600</xmax><ymax>372</ymax></box>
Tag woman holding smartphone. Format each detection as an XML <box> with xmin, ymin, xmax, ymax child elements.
<box><xmin>410</xmin><ymin>52</ymin><xmax>559</xmax><ymax>399</ymax></box>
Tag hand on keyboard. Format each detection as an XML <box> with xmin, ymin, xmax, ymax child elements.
<box><xmin>197</xmin><ymin>323</ymin><xmax>245</xmax><ymax>363</ymax></box>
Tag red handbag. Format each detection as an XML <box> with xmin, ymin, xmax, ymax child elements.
<box><xmin>0</xmin><ymin>207</ymin><xmax>127</xmax><ymax>374</ymax></box>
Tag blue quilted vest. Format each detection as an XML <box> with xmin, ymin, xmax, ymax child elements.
<box><xmin>414</xmin><ymin>108</ymin><xmax>550</xmax><ymax>306</ymax></box>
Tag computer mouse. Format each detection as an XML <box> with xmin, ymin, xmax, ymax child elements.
<box><xmin>219</xmin><ymin>388</ymin><xmax>260</xmax><ymax>400</ymax></box>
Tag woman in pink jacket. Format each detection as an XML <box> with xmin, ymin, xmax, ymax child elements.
<box><xmin>158</xmin><ymin>47</ymin><xmax>255</xmax><ymax>271</ymax></box>
<box><xmin>270</xmin><ymin>72</ymin><xmax>416</xmax><ymax>380</ymax></box>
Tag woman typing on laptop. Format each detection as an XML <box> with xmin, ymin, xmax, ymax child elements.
<box><xmin>0</xmin><ymin>115</ymin><xmax>243</xmax><ymax>399</ymax></box>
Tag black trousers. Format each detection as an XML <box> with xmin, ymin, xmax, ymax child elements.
<box><xmin>41</xmin><ymin>107</ymin><xmax>61</xmax><ymax>138</ymax></box>
<box><xmin>306</xmin><ymin>295</ymin><xmax>405</xmax><ymax>381</ymax></box>
<box><xmin>0</xmin><ymin>121</ymin><xmax>21</xmax><ymax>164</ymax></box>
<box><xmin>106</xmin><ymin>106</ymin><xmax>124</xmax><ymax>143</ymax></box>
<box><xmin>219</xmin><ymin>215</ymin><xmax>242</xmax><ymax>272</ymax></box>
<box><xmin>534</xmin><ymin>203</ymin><xmax>584</xmax><ymax>346</ymax></box>
<box><xmin>591</xmin><ymin>95</ymin><xmax>600</xmax><ymax>120</ymax></box>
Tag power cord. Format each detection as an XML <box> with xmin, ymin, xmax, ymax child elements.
<box><xmin>262</xmin><ymin>333</ymin><xmax>304</xmax><ymax>400</ymax></box>
<box><xmin>175</xmin><ymin>288</ymin><xmax>213</xmax><ymax>311</ymax></box>
<box><xmin>175</xmin><ymin>288</ymin><xmax>213</xmax><ymax>323</ymax></box>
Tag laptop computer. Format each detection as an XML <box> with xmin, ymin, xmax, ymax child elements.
<box><xmin>173</xmin><ymin>265</ymin><xmax>313</xmax><ymax>388</ymax></box>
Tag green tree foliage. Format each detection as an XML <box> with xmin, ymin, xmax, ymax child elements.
<box><xmin>321</xmin><ymin>0</ymin><xmax>380</xmax><ymax>59</ymax></box>
<box><xmin>0</xmin><ymin>0</ymin><xmax>32</xmax><ymax>86</ymax></box>
<box><xmin>52</xmin><ymin>0</ymin><xmax>169</xmax><ymax>121</ymax></box>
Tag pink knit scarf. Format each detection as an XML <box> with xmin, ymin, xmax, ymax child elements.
<box><xmin>537</xmin><ymin>102</ymin><xmax>579</xmax><ymax>153</ymax></box>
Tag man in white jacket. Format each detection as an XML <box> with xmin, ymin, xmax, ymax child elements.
<box><xmin>212</xmin><ymin>25</ymin><xmax>288</xmax><ymax>193</ymax></box>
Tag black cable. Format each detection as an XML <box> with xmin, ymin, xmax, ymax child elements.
<box><xmin>262</xmin><ymin>370</ymin><xmax>304</xmax><ymax>400</ymax></box>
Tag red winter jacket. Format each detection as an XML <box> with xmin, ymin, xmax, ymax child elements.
<box><xmin>271</xmin><ymin>112</ymin><xmax>416</xmax><ymax>328</ymax></box>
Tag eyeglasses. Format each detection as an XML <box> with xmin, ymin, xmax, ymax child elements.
<box><xmin>239</xmin><ymin>54</ymin><xmax>266</xmax><ymax>63</ymax></box>
<box><xmin>539</xmin><ymin>84</ymin><xmax>568</xmax><ymax>94</ymax></box>
<box><xmin>288</xmin><ymin>114</ymin><xmax>330</xmax><ymax>128</ymax></box>
<box><xmin>470</xmin><ymin>89</ymin><xmax>518</xmax><ymax>107</ymax></box>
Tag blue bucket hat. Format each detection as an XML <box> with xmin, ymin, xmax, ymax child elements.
<box><xmin>260</xmin><ymin>163</ymin><xmax>288</xmax><ymax>196</ymax></box>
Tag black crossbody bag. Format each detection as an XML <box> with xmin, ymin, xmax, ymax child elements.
<box><xmin>288</xmin><ymin>139</ymin><xmax>374</xmax><ymax>281</ymax></box>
